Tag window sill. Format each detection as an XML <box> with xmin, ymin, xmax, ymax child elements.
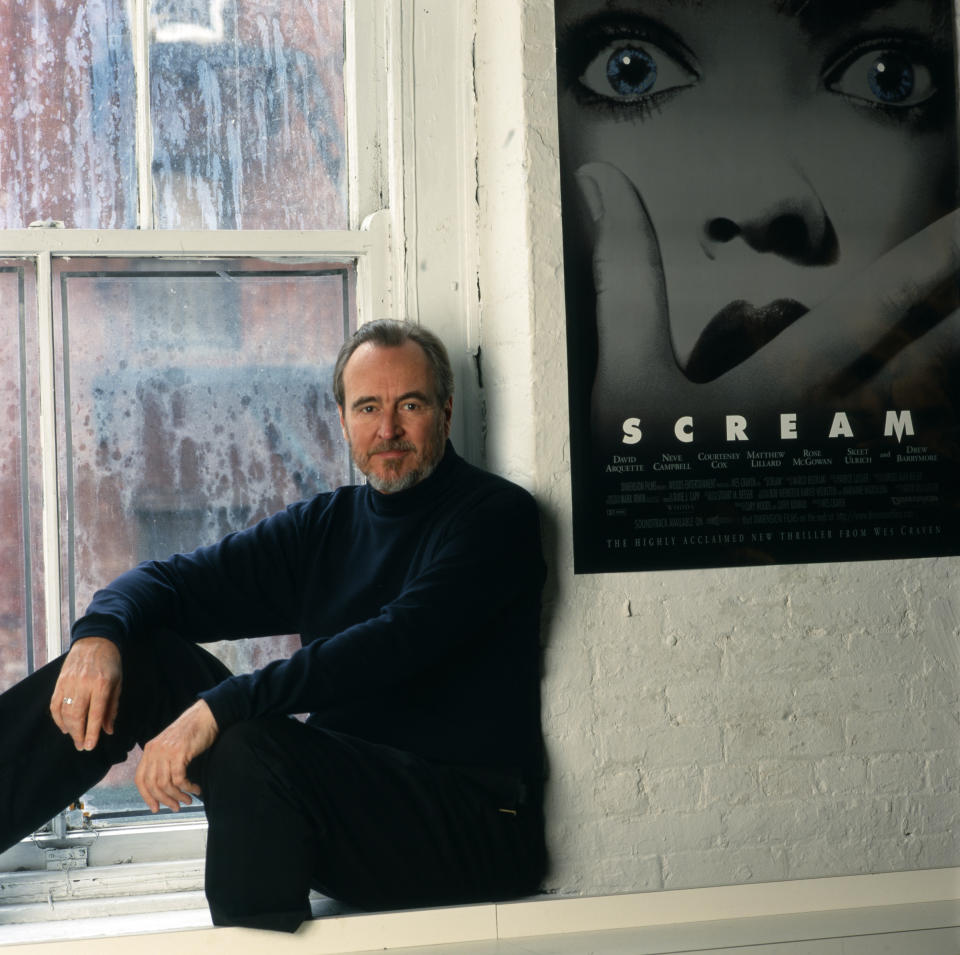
<box><xmin>0</xmin><ymin>891</ymin><xmax>210</xmax><ymax>944</ymax></box>
<box><xmin>2</xmin><ymin>868</ymin><xmax>956</xmax><ymax>954</ymax></box>
<box><xmin>3</xmin><ymin>900</ymin><xmax>960</xmax><ymax>955</ymax></box>
<box><xmin>0</xmin><ymin>815</ymin><xmax>208</xmax><ymax>874</ymax></box>
<box><xmin>0</xmin><ymin>886</ymin><xmax>353</xmax><ymax>946</ymax></box>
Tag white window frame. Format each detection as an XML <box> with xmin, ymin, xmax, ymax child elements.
<box><xmin>0</xmin><ymin>0</ymin><xmax>482</xmax><ymax>917</ymax></box>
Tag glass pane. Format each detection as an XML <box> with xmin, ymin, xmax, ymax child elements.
<box><xmin>53</xmin><ymin>257</ymin><xmax>355</xmax><ymax>813</ymax></box>
<box><xmin>0</xmin><ymin>1</ymin><xmax>137</xmax><ymax>229</ymax></box>
<box><xmin>151</xmin><ymin>0</ymin><xmax>347</xmax><ymax>229</ymax></box>
<box><xmin>0</xmin><ymin>262</ymin><xmax>44</xmax><ymax>693</ymax></box>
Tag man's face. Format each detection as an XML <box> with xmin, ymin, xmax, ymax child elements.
<box><xmin>338</xmin><ymin>340</ymin><xmax>453</xmax><ymax>493</ymax></box>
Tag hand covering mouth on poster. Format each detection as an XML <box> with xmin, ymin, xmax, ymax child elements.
<box><xmin>575</xmin><ymin>160</ymin><xmax>959</xmax><ymax>453</ymax></box>
<box><xmin>556</xmin><ymin>0</ymin><xmax>960</xmax><ymax>571</ymax></box>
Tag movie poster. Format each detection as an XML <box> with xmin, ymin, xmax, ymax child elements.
<box><xmin>556</xmin><ymin>0</ymin><xmax>960</xmax><ymax>573</ymax></box>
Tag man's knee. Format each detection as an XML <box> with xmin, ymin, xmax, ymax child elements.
<box><xmin>196</xmin><ymin>717</ymin><xmax>300</xmax><ymax>810</ymax></box>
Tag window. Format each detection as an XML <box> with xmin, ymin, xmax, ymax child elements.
<box><xmin>54</xmin><ymin>258</ymin><xmax>355</xmax><ymax>818</ymax></box>
<box><xmin>0</xmin><ymin>4</ymin><xmax>480</xmax><ymax>926</ymax></box>
<box><xmin>0</xmin><ymin>0</ymin><xmax>403</xmax><ymax>896</ymax></box>
<box><xmin>0</xmin><ymin>0</ymin><xmax>347</xmax><ymax>230</ymax></box>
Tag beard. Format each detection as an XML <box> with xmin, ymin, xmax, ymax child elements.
<box><xmin>350</xmin><ymin>413</ymin><xmax>447</xmax><ymax>494</ymax></box>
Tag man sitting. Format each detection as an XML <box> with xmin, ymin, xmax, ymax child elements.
<box><xmin>0</xmin><ymin>320</ymin><xmax>546</xmax><ymax>932</ymax></box>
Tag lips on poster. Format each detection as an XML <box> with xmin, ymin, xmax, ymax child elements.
<box><xmin>556</xmin><ymin>0</ymin><xmax>960</xmax><ymax>573</ymax></box>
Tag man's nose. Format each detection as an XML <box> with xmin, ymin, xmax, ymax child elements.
<box><xmin>378</xmin><ymin>409</ymin><xmax>403</xmax><ymax>438</ymax></box>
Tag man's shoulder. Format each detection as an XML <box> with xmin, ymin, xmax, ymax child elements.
<box><xmin>278</xmin><ymin>486</ymin><xmax>356</xmax><ymax>526</ymax></box>
<box><xmin>299</xmin><ymin>483</ymin><xmax>368</xmax><ymax>512</ymax></box>
<box><xmin>448</xmin><ymin>453</ymin><xmax>538</xmax><ymax>517</ymax></box>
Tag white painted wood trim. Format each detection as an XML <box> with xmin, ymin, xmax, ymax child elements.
<box><xmin>1</xmin><ymin>868</ymin><xmax>957</xmax><ymax>953</ymax></box>
<box><xmin>498</xmin><ymin>867</ymin><xmax>960</xmax><ymax>938</ymax></box>
<box><xmin>34</xmin><ymin>251</ymin><xmax>63</xmax><ymax>659</ymax></box>
<box><xmin>130</xmin><ymin>0</ymin><xmax>154</xmax><ymax>230</ymax></box>
<box><xmin>0</xmin><ymin>229</ymin><xmax>383</xmax><ymax>257</ymax></box>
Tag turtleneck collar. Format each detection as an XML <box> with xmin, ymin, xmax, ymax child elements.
<box><xmin>364</xmin><ymin>440</ymin><xmax>460</xmax><ymax>516</ymax></box>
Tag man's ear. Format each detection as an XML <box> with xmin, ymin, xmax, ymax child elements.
<box><xmin>337</xmin><ymin>404</ymin><xmax>348</xmax><ymax>440</ymax></box>
<box><xmin>442</xmin><ymin>396</ymin><xmax>453</xmax><ymax>437</ymax></box>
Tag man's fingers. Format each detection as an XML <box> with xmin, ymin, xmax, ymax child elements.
<box><xmin>136</xmin><ymin>748</ymin><xmax>199</xmax><ymax>813</ymax></box>
<box><xmin>50</xmin><ymin>672</ymin><xmax>77</xmax><ymax>736</ymax></box>
<box><xmin>49</xmin><ymin>638</ymin><xmax>123</xmax><ymax>751</ymax></box>
<box><xmin>158</xmin><ymin>766</ymin><xmax>199</xmax><ymax>811</ymax></box>
<box><xmin>142</xmin><ymin>777</ymin><xmax>195</xmax><ymax>813</ymax></box>
<box><xmin>103</xmin><ymin>682</ymin><xmax>122</xmax><ymax>736</ymax></box>
<box><xmin>54</xmin><ymin>684</ymin><xmax>111</xmax><ymax>751</ymax></box>
<box><xmin>135</xmin><ymin>756</ymin><xmax>166</xmax><ymax>813</ymax></box>
<box><xmin>65</xmin><ymin>706</ymin><xmax>90</xmax><ymax>751</ymax></box>
<box><xmin>51</xmin><ymin>686</ymin><xmax>90</xmax><ymax>750</ymax></box>
<box><xmin>49</xmin><ymin>685</ymin><xmax>67</xmax><ymax>735</ymax></box>
<box><xmin>83</xmin><ymin>692</ymin><xmax>109</xmax><ymax>752</ymax></box>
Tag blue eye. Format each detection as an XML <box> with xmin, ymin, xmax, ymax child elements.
<box><xmin>869</xmin><ymin>52</ymin><xmax>915</xmax><ymax>102</ymax></box>
<box><xmin>828</xmin><ymin>46</ymin><xmax>937</xmax><ymax>108</ymax></box>
<box><xmin>606</xmin><ymin>47</ymin><xmax>657</xmax><ymax>96</ymax></box>
<box><xmin>579</xmin><ymin>38</ymin><xmax>696</xmax><ymax>104</ymax></box>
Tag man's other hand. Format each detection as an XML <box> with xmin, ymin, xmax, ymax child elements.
<box><xmin>135</xmin><ymin>700</ymin><xmax>219</xmax><ymax>813</ymax></box>
<box><xmin>51</xmin><ymin>637</ymin><xmax>123</xmax><ymax>752</ymax></box>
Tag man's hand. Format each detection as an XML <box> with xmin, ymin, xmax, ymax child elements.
<box><xmin>135</xmin><ymin>700</ymin><xmax>219</xmax><ymax>813</ymax></box>
<box><xmin>51</xmin><ymin>637</ymin><xmax>123</xmax><ymax>752</ymax></box>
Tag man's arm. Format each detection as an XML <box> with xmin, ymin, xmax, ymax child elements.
<box><xmin>54</xmin><ymin>502</ymin><xmax>312</xmax><ymax>797</ymax></box>
<box><xmin>200</xmin><ymin>482</ymin><xmax>545</xmax><ymax>731</ymax></box>
<box><xmin>71</xmin><ymin>500</ymin><xmax>312</xmax><ymax>649</ymax></box>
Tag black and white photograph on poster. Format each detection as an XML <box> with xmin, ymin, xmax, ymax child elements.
<box><xmin>556</xmin><ymin>0</ymin><xmax>960</xmax><ymax>573</ymax></box>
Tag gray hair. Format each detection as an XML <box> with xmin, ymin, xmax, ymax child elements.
<box><xmin>333</xmin><ymin>320</ymin><xmax>455</xmax><ymax>408</ymax></box>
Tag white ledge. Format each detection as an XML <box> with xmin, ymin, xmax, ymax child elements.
<box><xmin>0</xmin><ymin>868</ymin><xmax>956</xmax><ymax>953</ymax></box>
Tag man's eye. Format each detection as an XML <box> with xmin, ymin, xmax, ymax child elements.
<box><xmin>579</xmin><ymin>39</ymin><xmax>696</xmax><ymax>103</ymax></box>
<box><xmin>827</xmin><ymin>47</ymin><xmax>937</xmax><ymax>108</ymax></box>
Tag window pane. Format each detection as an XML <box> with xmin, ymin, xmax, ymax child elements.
<box><xmin>53</xmin><ymin>256</ymin><xmax>354</xmax><ymax>812</ymax></box>
<box><xmin>0</xmin><ymin>1</ymin><xmax>137</xmax><ymax>229</ymax></box>
<box><xmin>151</xmin><ymin>0</ymin><xmax>347</xmax><ymax>229</ymax></box>
<box><xmin>0</xmin><ymin>262</ymin><xmax>44</xmax><ymax>693</ymax></box>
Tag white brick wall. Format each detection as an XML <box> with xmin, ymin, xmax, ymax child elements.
<box><xmin>474</xmin><ymin>0</ymin><xmax>960</xmax><ymax>901</ymax></box>
<box><xmin>536</xmin><ymin>563</ymin><xmax>960</xmax><ymax>896</ymax></box>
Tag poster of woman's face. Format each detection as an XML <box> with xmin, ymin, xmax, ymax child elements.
<box><xmin>556</xmin><ymin>0</ymin><xmax>960</xmax><ymax>572</ymax></box>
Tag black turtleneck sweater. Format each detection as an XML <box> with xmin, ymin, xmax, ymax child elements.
<box><xmin>71</xmin><ymin>443</ymin><xmax>546</xmax><ymax>782</ymax></box>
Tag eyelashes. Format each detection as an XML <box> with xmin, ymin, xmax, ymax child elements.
<box><xmin>577</xmin><ymin>38</ymin><xmax>698</xmax><ymax>112</ymax></box>
<box><xmin>558</xmin><ymin>16</ymin><xmax>699</xmax><ymax>119</ymax></box>
<box><xmin>558</xmin><ymin>14</ymin><xmax>951</xmax><ymax>122</ymax></box>
<box><xmin>824</xmin><ymin>41</ymin><xmax>941</xmax><ymax>110</ymax></box>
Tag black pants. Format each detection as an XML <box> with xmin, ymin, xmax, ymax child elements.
<box><xmin>0</xmin><ymin>633</ymin><xmax>545</xmax><ymax>932</ymax></box>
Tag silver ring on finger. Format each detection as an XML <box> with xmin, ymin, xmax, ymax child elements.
<box><xmin>63</xmin><ymin>697</ymin><xmax>74</xmax><ymax>705</ymax></box>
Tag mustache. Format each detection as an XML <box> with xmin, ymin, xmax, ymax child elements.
<box><xmin>369</xmin><ymin>439</ymin><xmax>417</xmax><ymax>454</ymax></box>
<box><xmin>684</xmin><ymin>298</ymin><xmax>809</xmax><ymax>383</ymax></box>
